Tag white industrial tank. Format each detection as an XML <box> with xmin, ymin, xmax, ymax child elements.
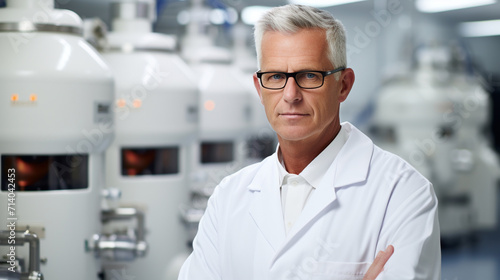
<box><xmin>372</xmin><ymin>49</ymin><xmax>455</xmax><ymax>180</ymax></box>
<box><xmin>187</xmin><ymin>46</ymin><xmax>250</xmax><ymax>204</ymax></box>
<box><xmin>178</xmin><ymin>0</ymin><xmax>251</xmax><ymax>245</ymax></box>
<box><xmin>372</xmin><ymin>45</ymin><xmax>499</xmax><ymax>244</ymax></box>
<box><xmin>0</xmin><ymin>0</ymin><xmax>114</xmax><ymax>279</ymax></box>
<box><xmin>441</xmin><ymin>70</ymin><xmax>499</xmax><ymax>237</ymax></box>
<box><xmin>101</xmin><ymin>1</ymin><xmax>199</xmax><ymax>279</ymax></box>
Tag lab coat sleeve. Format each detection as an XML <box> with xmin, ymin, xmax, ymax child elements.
<box><xmin>178</xmin><ymin>185</ymin><xmax>222</xmax><ymax>280</ymax></box>
<box><xmin>376</xmin><ymin>181</ymin><xmax>441</xmax><ymax>280</ymax></box>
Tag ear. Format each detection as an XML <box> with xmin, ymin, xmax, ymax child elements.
<box><xmin>338</xmin><ymin>68</ymin><xmax>355</xmax><ymax>103</ymax></box>
<box><xmin>253</xmin><ymin>73</ymin><xmax>264</xmax><ymax>104</ymax></box>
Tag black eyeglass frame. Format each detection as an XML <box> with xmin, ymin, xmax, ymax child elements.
<box><xmin>256</xmin><ymin>66</ymin><xmax>346</xmax><ymax>90</ymax></box>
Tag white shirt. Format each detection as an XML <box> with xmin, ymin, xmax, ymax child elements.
<box><xmin>277</xmin><ymin>126</ymin><xmax>348</xmax><ymax>234</ymax></box>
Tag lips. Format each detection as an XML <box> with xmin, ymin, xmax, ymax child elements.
<box><xmin>279</xmin><ymin>112</ymin><xmax>309</xmax><ymax>120</ymax></box>
<box><xmin>280</xmin><ymin>112</ymin><xmax>308</xmax><ymax>116</ymax></box>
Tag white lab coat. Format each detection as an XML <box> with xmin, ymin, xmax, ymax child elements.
<box><xmin>179</xmin><ymin>122</ymin><xmax>441</xmax><ymax>280</ymax></box>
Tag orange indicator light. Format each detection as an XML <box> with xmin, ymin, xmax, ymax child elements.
<box><xmin>132</xmin><ymin>99</ymin><xmax>142</xmax><ymax>108</ymax></box>
<box><xmin>11</xmin><ymin>94</ymin><xmax>19</xmax><ymax>102</ymax></box>
<box><xmin>116</xmin><ymin>99</ymin><xmax>126</xmax><ymax>108</ymax></box>
<box><xmin>30</xmin><ymin>94</ymin><xmax>37</xmax><ymax>102</ymax></box>
<box><xmin>204</xmin><ymin>100</ymin><xmax>215</xmax><ymax>111</ymax></box>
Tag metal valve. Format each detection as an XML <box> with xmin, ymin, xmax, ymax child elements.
<box><xmin>87</xmin><ymin>207</ymin><xmax>147</xmax><ymax>261</ymax></box>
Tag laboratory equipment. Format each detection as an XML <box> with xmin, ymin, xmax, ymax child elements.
<box><xmin>372</xmin><ymin>45</ymin><xmax>500</xmax><ymax>244</ymax></box>
<box><xmin>0</xmin><ymin>0</ymin><xmax>114</xmax><ymax>278</ymax></box>
<box><xmin>179</xmin><ymin>0</ymin><xmax>251</xmax><ymax>244</ymax></box>
<box><xmin>100</xmin><ymin>0</ymin><xmax>199</xmax><ymax>278</ymax></box>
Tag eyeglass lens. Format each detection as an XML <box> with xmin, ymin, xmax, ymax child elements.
<box><xmin>261</xmin><ymin>72</ymin><xmax>324</xmax><ymax>89</ymax></box>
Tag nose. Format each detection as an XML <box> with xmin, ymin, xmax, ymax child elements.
<box><xmin>282</xmin><ymin>77</ymin><xmax>302</xmax><ymax>103</ymax></box>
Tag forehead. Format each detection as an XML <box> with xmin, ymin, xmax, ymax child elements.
<box><xmin>260</xmin><ymin>28</ymin><xmax>332</xmax><ymax>71</ymax></box>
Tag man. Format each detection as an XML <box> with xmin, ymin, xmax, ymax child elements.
<box><xmin>179</xmin><ymin>4</ymin><xmax>440</xmax><ymax>280</ymax></box>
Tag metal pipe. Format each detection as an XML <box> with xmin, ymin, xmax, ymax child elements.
<box><xmin>23</xmin><ymin>231</ymin><xmax>40</xmax><ymax>273</ymax></box>
<box><xmin>0</xmin><ymin>230</ymin><xmax>43</xmax><ymax>280</ymax></box>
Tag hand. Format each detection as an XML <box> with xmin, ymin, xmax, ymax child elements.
<box><xmin>362</xmin><ymin>245</ymin><xmax>394</xmax><ymax>280</ymax></box>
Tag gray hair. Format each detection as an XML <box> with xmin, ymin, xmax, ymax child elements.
<box><xmin>254</xmin><ymin>4</ymin><xmax>347</xmax><ymax>73</ymax></box>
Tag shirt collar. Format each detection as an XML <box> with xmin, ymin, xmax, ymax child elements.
<box><xmin>274</xmin><ymin>124</ymin><xmax>349</xmax><ymax>189</ymax></box>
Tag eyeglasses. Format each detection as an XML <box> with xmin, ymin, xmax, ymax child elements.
<box><xmin>256</xmin><ymin>67</ymin><xmax>346</xmax><ymax>90</ymax></box>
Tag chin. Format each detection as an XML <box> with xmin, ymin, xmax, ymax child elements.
<box><xmin>277</xmin><ymin>130</ymin><xmax>312</xmax><ymax>142</ymax></box>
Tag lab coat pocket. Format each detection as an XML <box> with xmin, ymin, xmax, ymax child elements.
<box><xmin>312</xmin><ymin>261</ymin><xmax>371</xmax><ymax>280</ymax></box>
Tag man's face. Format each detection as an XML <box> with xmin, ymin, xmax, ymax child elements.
<box><xmin>253</xmin><ymin>28</ymin><xmax>354</xmax><ymax>144</ymax></box>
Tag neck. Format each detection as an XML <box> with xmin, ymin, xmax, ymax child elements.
<box><xmin>279</xmin><ymin>123</ymin><xmax>341</xmax><ymax>174</ymax></box>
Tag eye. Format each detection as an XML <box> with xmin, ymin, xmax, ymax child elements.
<box><xmin>304</xmin><ymin>72</ymin><xmax>320</xmax><ymax>79</ymax></box>
<box><xmin>269</xmin><ymin>73</ymin><xmax>284</xmax><ymax>80</ymax></box>
<box><xmin>263</xmin><ymin>73</ymin><xmax>285</xmax><ymax>83</ymax></box>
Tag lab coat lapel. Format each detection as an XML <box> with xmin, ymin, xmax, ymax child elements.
<box><xmin>248</xmin><ymin>158</ymin><xmax>286</xmax><ymax>253</ymax></box>
<box><xmin>276</xmin><ymin>124</ymin><xmax>374</xmax><ymax>255</ymax></box>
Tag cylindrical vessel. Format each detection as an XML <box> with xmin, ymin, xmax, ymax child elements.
<box><xmin>101</xmin><ymin>1</ymin><xmax>199</xmax><ymax>278</ymax></box>
<box><xmin>189</xmin><ymin>48</ymin><xmax>251</xmax><ymax>198</ymax></box>
<box><xmin>178</xmin><ymin>0</ymin><xmax>252</xmax><ymax>245</ymax></box>
<box><xmin>372</xmin><ymin>46</ymin><xmax>500</xmax><ymax>242</ymax></box>
<box><xmin>0</xmin><ymin>0</ymin><xmax>114</xmax><ymax>279</ymax></box>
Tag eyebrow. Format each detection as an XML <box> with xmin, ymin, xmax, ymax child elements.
<box><xmin>259</xmin><ymin>69</ymin><xmax>326</xmax><ymax>73</ymax></box>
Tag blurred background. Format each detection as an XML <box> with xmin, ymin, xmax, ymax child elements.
<box><xmin>0</xmin><ymin>0</ymin><xmax>499</xmax><ymax>279</ymax></box>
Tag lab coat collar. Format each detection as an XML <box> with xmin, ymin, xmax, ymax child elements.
<box><xmin>273</xmin><ymin>122</ymin><xmax>374</xmax><ymax>262</ymax></box>
<box><xmin>273</xmin><ymin>125</ymin><xmax>348</xmax><ymax>189</ymax></box>
<box><xmin>331</xmin><ymin>122</ymin><xmax>374</xmax><ymax>188</ymax></box>
<box><xmin>247</xmin><ymin>122</ymin><xmax>374</xmax><ymax>263</ymax></box>
<box><xmin>282</xmin><ymin>122</ymin><xmax>374</xmax><ymax>247</ymax></box>
<box><xmin>246</xmin><ymin>122</ymin><xmax>372</xmax><ymax>190</ymax></box>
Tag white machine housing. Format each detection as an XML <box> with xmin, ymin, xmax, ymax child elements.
<box><xmin>186</xmin><ymin>46</ymin><xmax>251</xmax><ymax>200</ymax></box>
<box><xmin>102</xmin><ymin>1</ymin><xmax>199</xmax><ymax>279</ymax></box>
<box><xmin>0</xmin><ymin>0</ymin><xmax>114</xmax><ymax>278</ymax></box>
<box><xmin>180</xmin><ymin>0</ymin><xmax>251</xmax><ymax>199</ymax></box>
<box><xmin>372</xmin><ymin>47</ymin><xmax>499</xmax><ymax>241</ymax></box>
